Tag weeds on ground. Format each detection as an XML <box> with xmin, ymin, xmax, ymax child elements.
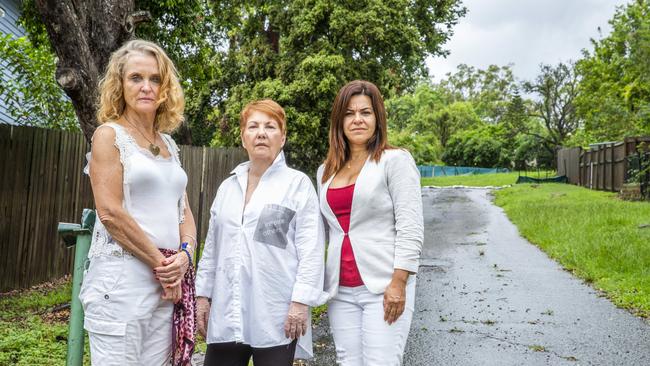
<box><xmin>495</xmin><ymin>183</ymin><xmax>650</xmax><ymax>317</ymax></box>
<box><xmin>311</xmin><ymin>304</ymin><xmax>328</xmax><ymax>325</ymax></box>
<box><xmin>1</xmin><ymin>275</ymin><xmax>328</xmax><ymax>364</ymax></box>
<box><xmin>0</xmin><ymin>276</ymin><xmax>90</xmax><ymax>365</ymax></box>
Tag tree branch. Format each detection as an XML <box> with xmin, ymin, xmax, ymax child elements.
<box><xmin>125</xmin><ymin>11</ymin><xmax>152</xmax><ymax>33</ymax></box>
<box><xmin>55</xmin><ymin>67</ymin><xmax>82</xmax><ymax>91</ymax></box>
<box><xmin>34</xmin><ymin>0</ymin><xmax>136</xmax><ymax>142</ymax></box>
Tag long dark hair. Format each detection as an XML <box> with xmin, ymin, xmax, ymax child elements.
<box><xmin>322</xmin><ymin>80</ymin><xmax>392</xmax><ymax>183</ymax></box>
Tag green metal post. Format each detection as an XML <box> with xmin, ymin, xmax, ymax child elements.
<box><xmin>66</xmin><ymin>232</ymin><xmax>90</xmax><ymax>366</ymax></box>
<box><xmin>58</xmin><ymin>209</ymin><xmax>95</xmax><ymax>366</ymax></box>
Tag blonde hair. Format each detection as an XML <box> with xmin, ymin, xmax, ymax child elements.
<box><xmin>96</xmin><ymin>39</ymin><xmax>185</xmax><ymax>133</ymax></box>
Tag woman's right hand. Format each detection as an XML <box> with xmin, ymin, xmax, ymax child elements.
<box><xmin>197</xmin><ymin>296</ymin><xmax>211</xmax><ymax>338</ymax></box>
<box><xmin>155</xmin><ymin>253</ymin><xmax>190</xmax><ymax>289</ymax></box>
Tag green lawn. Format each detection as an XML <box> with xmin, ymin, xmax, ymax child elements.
<box><xmin>0</xmin><ymin>277</ymin><xmax>90</xmax><ymax>365</ymax></box>
<box><xmin>494</xmin><ymin>183</ymin><xmax>650</xmax><ymax>317</ymax></box>
<box><xmin>0</xmin><ymin>275</ymin><xmax>323</xmax><ymax>365</ymax></box>
<box><xmin>421</xmin><ymin>171</ymin><xmax>555</xmax><ymax>187</ymax></box>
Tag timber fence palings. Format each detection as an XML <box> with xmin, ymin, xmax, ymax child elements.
<box><xmin>581</xmin><ymin>142</ymin><xmax>619</xmax><ymax>191</ymax></box>
<box><xmin>0</xmin><ymin>125</ymin><xmax>247</xmax><ymax>291</ymax></box>
<box><xmin>557</xmin><ymin>137</ymin><xmax>650</xmax><ymax>194</ymax></box>
<box><xmin>557</xmin><ymin>147</ymin><xmax>582</xmax><ymax>185</ymax></box>
<box><xmin>178</xmin><ymin>145</ymin><xmax>248</xmax><ymax>248</ymax></box>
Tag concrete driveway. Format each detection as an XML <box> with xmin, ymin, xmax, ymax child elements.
<box><xmin>308</xmin><ymin>187</ymin><xmax>650</xmax><ymax>366</ymax></box>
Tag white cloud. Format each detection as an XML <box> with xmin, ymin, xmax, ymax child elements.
<box><xmin>427</xmin><ymin>0</ymin><xmax>630</xmax><ymax>82</ymax></box>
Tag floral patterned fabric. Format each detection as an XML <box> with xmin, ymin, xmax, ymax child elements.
<box><xmin>160</xmin><ymin>248</ymin><xmax>196</xmax><ymax>366</ymax></box>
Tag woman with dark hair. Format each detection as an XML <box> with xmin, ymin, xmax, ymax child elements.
<box><xmin>317</xmin><ymin>80</ymin><xmax>424</xmax><ymax>365</ymax></box>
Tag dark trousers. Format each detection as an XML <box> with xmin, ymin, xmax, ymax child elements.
<box><xmin>203</xmin><ymin>339</ymin><xmax>298</xmax><ymax>366</ymax></box>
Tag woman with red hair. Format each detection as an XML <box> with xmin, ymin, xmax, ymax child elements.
<box><xmin>196</xmin><ymin>99</ymin><xmax>327</xmax><ymax>365</ymax></box>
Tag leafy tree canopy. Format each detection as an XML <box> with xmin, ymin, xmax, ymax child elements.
<box><xmin>1</xmin><ymin>3</ymin><xmax>78</xmax><ymax>130</ymax></box>
<box><xmin>384</xmin><ymin>62</ymin><xmax>561</xmax><ymax>169</ymax></box>
<box><xmin>523</xmin><ymin>62</ymin><xmax>580</xmax><ymax>151</ymax></box>
<box><xmin>575</xmin><ymin>0</ymin><xmax>650</xmax><ymax>142</ymax></box>
<box><xmin>0</xmin><ymin>32</ymin><xmax>77</xmax><ymax>130</ymax></box>
<box><xmin>206</xmin><ymin>0</ymin><xmax>467</xmax><ymax>171</ymax></box>
<box><xmin>441</xmin><ymin>124</ymin><xmax>509</xmax><ymax>168</ymax></box>
<box><xmin>18</xmin><ymin>0</ymin><xmax>467</xmax><ymax>173</ymax></box>
<box><xmin>438</xmin><ymin>63</ymin><xmax>519</xmax><ymax>122</ymax></box>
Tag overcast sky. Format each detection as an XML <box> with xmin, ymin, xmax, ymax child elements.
<box><xmin>426</xmin><ymin>0</ymin><xmax>630</xmax><ymax>82</ymax></box>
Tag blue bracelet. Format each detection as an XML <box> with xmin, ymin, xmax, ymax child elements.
<box><xmin>181</xmin><ymin>248</ymin><xmax>193</xmax><ymax>267</ymax></box>
<box><xmin>180</xmin><ymin>242</ymin><xmax>193</xmax><ymax>267</ymax></box>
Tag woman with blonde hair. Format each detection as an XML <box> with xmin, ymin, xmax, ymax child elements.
<box><xmin>80</xmin><ymin>39</ymin><xmax>196</xmax><ymax>365</ymax></box>
<box><xmin>317</xmin><ymin>80</ymin><xmax>424</xmax><ymax>365</ymax></box>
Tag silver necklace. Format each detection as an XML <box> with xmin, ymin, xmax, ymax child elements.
<box><xmin>123</xmin><ymin>115</ymin><xmax>161</xmax><ymax>156</ymax></box>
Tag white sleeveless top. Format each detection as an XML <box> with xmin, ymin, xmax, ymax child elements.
<box><xmin>84</xmin><ymin>122</ymin><xmax>188</xmax><ymax>259</ymax></box>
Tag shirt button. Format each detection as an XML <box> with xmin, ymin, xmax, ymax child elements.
<box><xmin>104</xmin><ymin>294</ymin><xmax>109</xmax><ymax>300</ymax></box>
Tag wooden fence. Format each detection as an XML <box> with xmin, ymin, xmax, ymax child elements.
<box><xmin>557</xmin><ymin>137</ymin><xmax>650</xmax><ymax>192</ymax></box>
<box><xmin>0</xmin><ymin>124</ymin><xmax>247</xmax><ymax>291</ymax></box>
<box><xmin>557</xmin><ymin>147</ymin><xmax>582</xmax><ymax>185</ymax></box>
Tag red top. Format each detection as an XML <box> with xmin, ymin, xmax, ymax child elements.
<box><xmin>327</xmin><ymin>183</ymin><xmax>364</xmax><ymax>287</ymax></box>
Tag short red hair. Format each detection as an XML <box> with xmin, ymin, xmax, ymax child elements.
<box><xmin>239</xmin><ymin>99</ymin><xmax>286</xmax><ymax>133</ymax></box>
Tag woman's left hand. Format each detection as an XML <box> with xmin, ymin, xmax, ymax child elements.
<box><xmin>383</xmin><ymin>278</ymin><xmax>407</xmax><ymax>325</ymax></box>
<box><xmin>154</xmin><ymin>253</ymin><xmax>189</xmax><ymax>288</ymax></box>
<box><xmin>284</xmin><ymin>302</ymin><xmax>309</xmax><ymax>339</ymax></box>
<box><xmin>161</xmin><ymin>282</ymin><xmax>183</xmax><ymax>304</ymax></box>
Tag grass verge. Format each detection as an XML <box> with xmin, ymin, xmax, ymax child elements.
<box><xmin>421</xmin><ymin>171</ymin><xmax>554</xmax><ymax>187</ymax></box>
<box><xmin>494</xmin><ymin>183</ymin><xmax>650</xmax><ymax>317</ymax></box>
<box><xmin>1</xmin><ymin>275</ymin><xmax>326</xmax><ymax>364</ymax></box>
<box><xmin>0</xmin><ymin>276</ymin><xmax>90</xmax><ymax>365</ymax></box>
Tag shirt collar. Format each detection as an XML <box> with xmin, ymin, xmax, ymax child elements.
<box><xmin>231</xmin><ymin>150</ymin><xmax>287</xmax><ymax>177</ymax></box>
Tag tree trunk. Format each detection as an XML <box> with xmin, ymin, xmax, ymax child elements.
<box><xmin>34</xmin><ymin>0</ymin><xmax>140</xmax><ymax>143</ymax></box>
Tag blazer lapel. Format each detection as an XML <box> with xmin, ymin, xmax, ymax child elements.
<box><xmin>320</xmin><ymin>174</ymin><xmax>343</xmax><ymax>232</ymax></box>
<box><xmin>349</xmin><ymin>156</ymin><xmax>371</xmax><ymax>228</ymax></box>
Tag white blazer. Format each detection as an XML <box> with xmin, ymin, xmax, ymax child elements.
<box><xmin>317</xmin><ymin>149</ymin><xmax>424</xmax><ymax>298</ymax></box>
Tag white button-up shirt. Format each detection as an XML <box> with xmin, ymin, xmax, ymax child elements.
<box><xmin>195</xmin><ymin>152</ymin><xmax>327</xmax><ymax>358</ymax></box>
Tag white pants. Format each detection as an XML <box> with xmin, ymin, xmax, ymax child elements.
<box><xmin>80</xmin><ymin>255</ymin><xmax>173</xmax><ymax>365</ymax></box>
<box><xmin>328</xmin><ymin>280</ymin><xmax>416</xmax><ymax>366</ymax></box>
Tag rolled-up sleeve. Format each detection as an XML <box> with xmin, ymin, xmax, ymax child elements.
<box><xmin>386</xmin><ymin>150</ymin><xmax>424</xmax><ymax>273</ymax></box>
<box><xmin>291</xmin><ymin>177</ymin><xmax>328</xmax><ymax>306</ymax></box>
<box><xmin>195</xmin><ymin>196</ymin><xmax>219</xmax><ymax>298</ymax></box>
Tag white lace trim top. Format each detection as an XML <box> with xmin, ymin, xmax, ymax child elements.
<box><xmin>83</xmin><ymin>122</ymin><xmax>188</xmax><ymax>259</ymax></box>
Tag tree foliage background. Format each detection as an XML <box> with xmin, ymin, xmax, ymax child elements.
<box><xmin>15</xmin><ymin>0</ymin><xmax>466</xmax><ymax>173</ymax></box>
<box><xmin>574</xmin><ymin>0</ymin><xmax>650</xmax><ymax>144</ymax></box>
<box><xmin>386</xmin><ymin>64</ymin><xmax>556</xmax><ymax>169</ymax></box>
<box><xmin>0</xmin><ymin>23</ymin><xmax>77</xmax><ymax>130</ymax></box>
<box><xmin>6</xmin><ymin>0</ymin><xmax>650</xmax><ymax>172</ymax></box>
<box><xmin>386</xmin><ymin>1</ymin><xmax>650</xmax><ymax>170</ymax></box>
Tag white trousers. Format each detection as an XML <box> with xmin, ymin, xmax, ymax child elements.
<box><xmin>328</xmin><ymin>280</ymin><xmax>416</xmax><ymax>366</ymax></box>
<box><xmin>80</xmin><ymin>255</ymin><xmax>173</xmax><ymax>365</ymax></box>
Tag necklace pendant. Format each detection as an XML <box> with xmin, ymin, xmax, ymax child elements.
<box><xmin>149</xmin><ymin>143</ymin><xmax>160</xmax><ymax>156</ymax></box>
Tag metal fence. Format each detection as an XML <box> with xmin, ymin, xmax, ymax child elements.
<box><xmin>418</xmin><ymin>165</ymin><xmax>509</xmax><ymax>177</ymax></box>
<box><xmin>557</xmin><ymin>137</ymin><xmax>650</xmax><ymax>193</ymax></box>
<box><xmin>0</xmin><ymin>124</ymin><xmax>247</xmax><ymax>291</ymax></box>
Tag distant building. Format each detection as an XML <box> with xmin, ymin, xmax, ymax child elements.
<box><xmin>0</xmin><ymin>0</ymin><xmax>26</xmax><ymax>124</ymax></box>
